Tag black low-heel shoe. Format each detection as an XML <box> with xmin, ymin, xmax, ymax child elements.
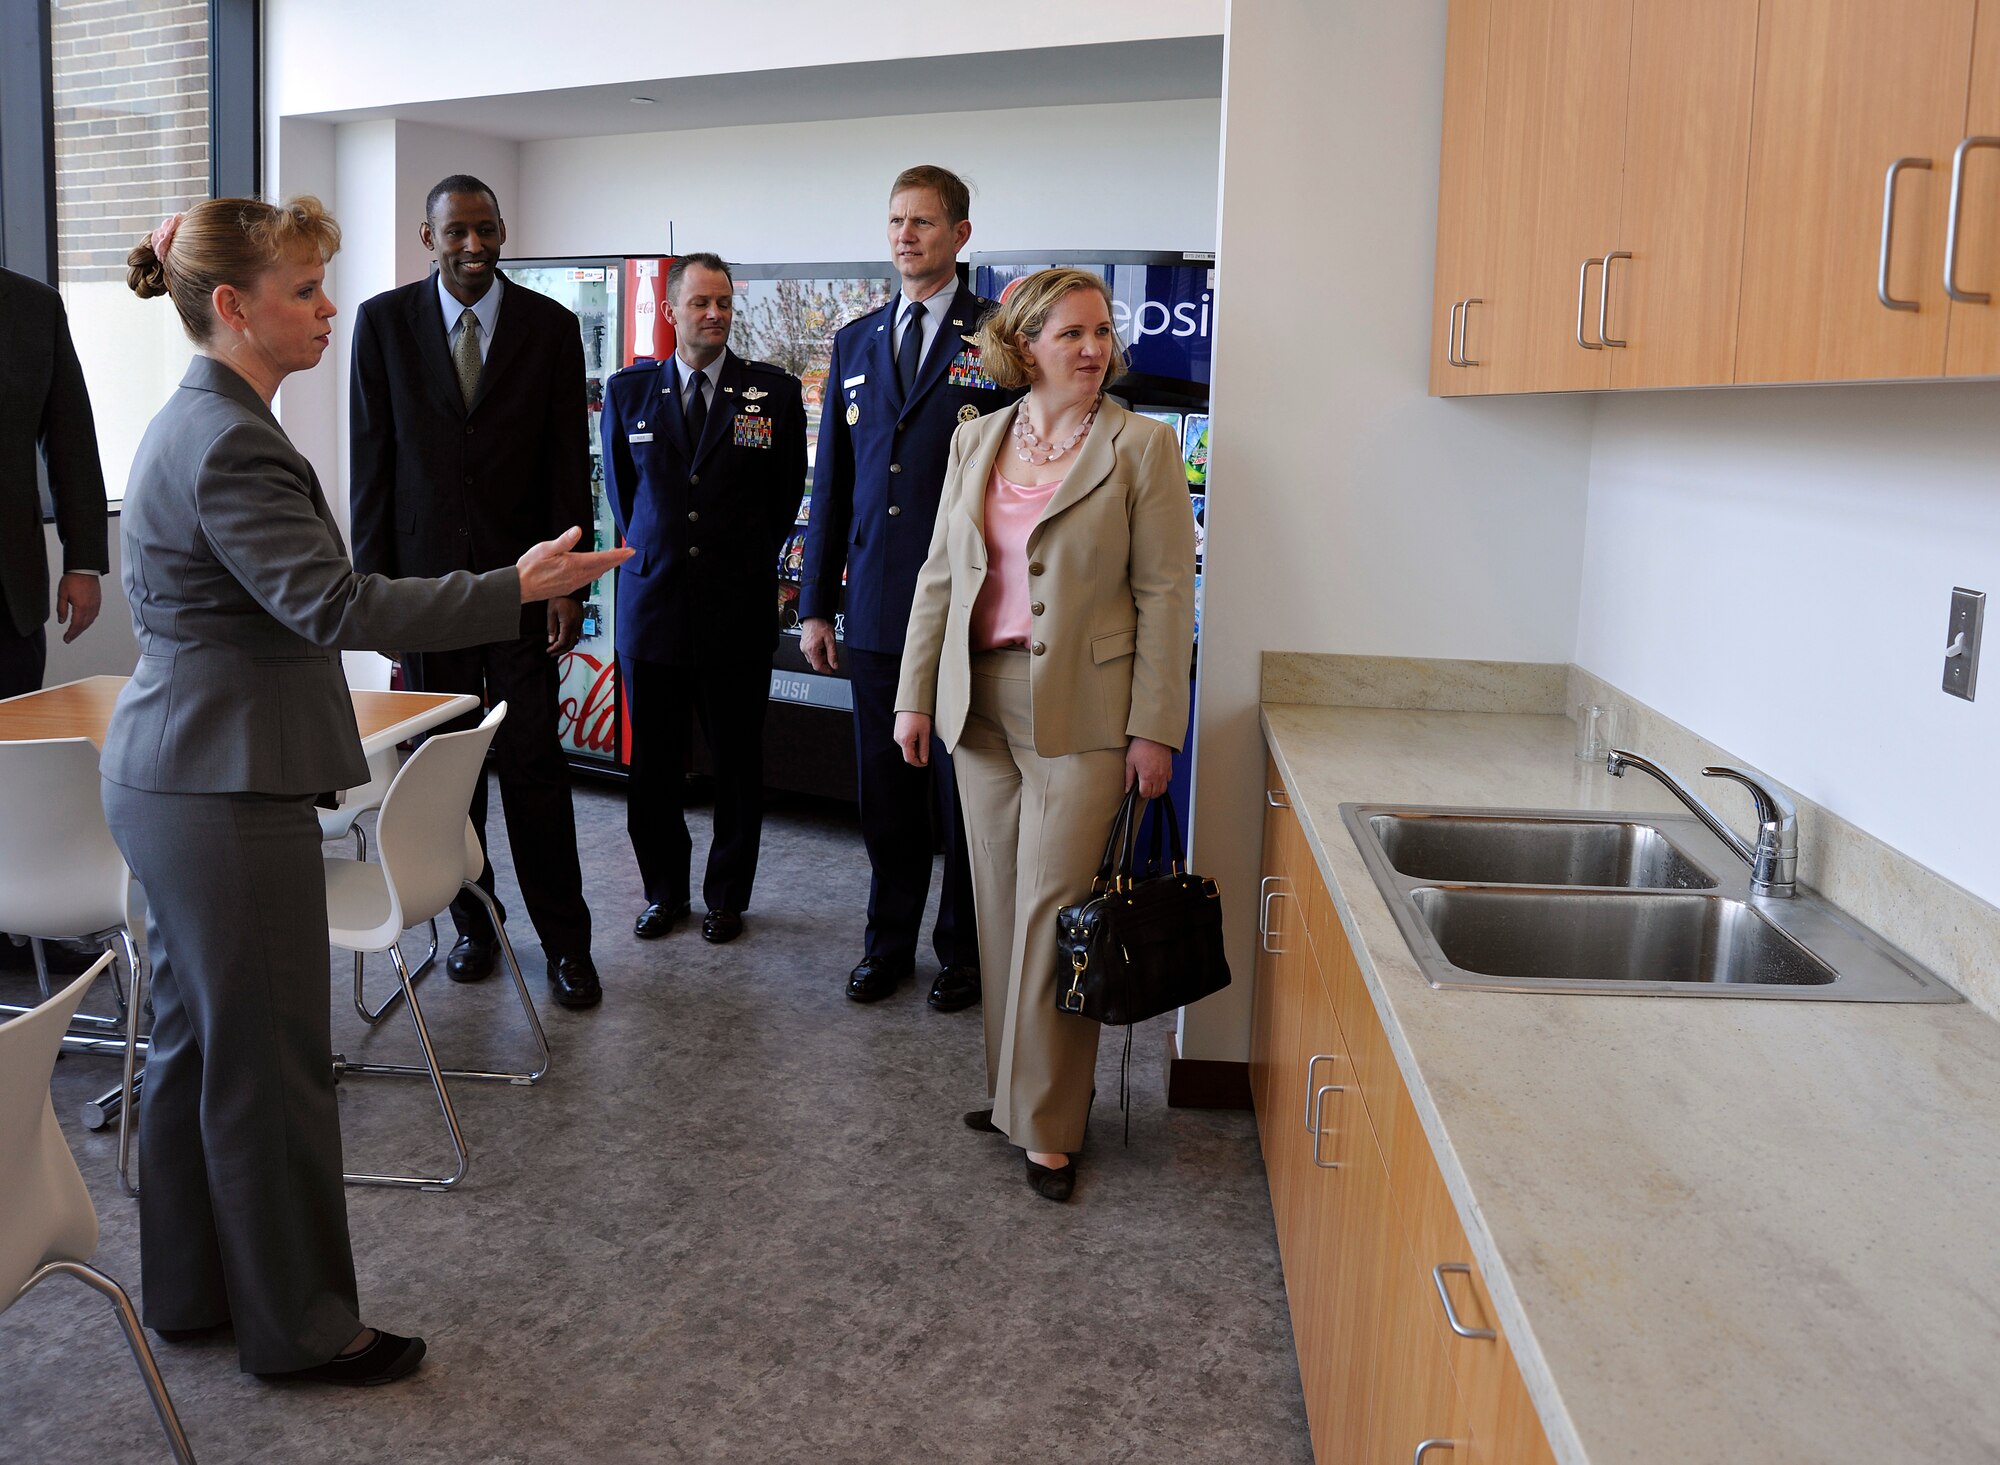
<box><xmin>1024</xmin><ymin>1154</ymin><xmax>1077</xmax><ymax>1203</ymax></box>
<box><xmin>255</xmin><ymin>1329</ymin><xmax>426</xmax><ymax>1386</ymax></box>
<box><xmin>963</xmin><ymin>1109</ymin><xmax>1001</xmax><ymax>1133</ymax></box>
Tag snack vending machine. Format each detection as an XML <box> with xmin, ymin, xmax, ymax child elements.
<box><xmin>501</xmin><ymin>255</ymin><xmax>674</xmax><ymax>774</ymax></box>
<box><xmin>971</xmin><ymin>250</ymin><xmax>1215</xmax><ymax>843</ymax></box>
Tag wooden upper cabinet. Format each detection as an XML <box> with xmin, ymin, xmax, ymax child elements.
<box><xmin>1605</xmin><ymin>0</ymin><xmax>1760</xmax><ymax>388</ymax></box>
<box><xmin>1432</xmin><ymin>0</ymin><xmax>1494</xmax><ymax>395</ymax></box>
<box><xmin>1479</xmin><ymin>0</ymin><xmax>1634</xmax><ymax>394</ymax></box>
<box><xmin>1736</xmin><ymin>0</ymin><xmax>1980</xmax><ymax>383</ymax></box>
<box><xmin>1945</xmin><ymin>0</ymin><xmax>2000</xmax><ymax>375</ymax></box>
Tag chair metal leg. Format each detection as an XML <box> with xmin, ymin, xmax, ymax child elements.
<box><xmin>341</xmin><ymin>943</ymin><xmax>469</xmax><ymax>1191</ymax></box>
<box><xmin>460</xmin><ymin>882</ymin><xmax>551</xmax><ymax>1085</ymax></box>
<box><xmin>352</xmin><ymin>919</ymin><xmax>442</xmax><ymax>1025</ymax></box>
<box><xmin>115</xmin><ymin>926</ymin><xmax>144</xmax><ymax>1198</ymax></box>
<box><xmin>30</xmin><ymin>936</ymin><xmax>51</xmax><ymax>998</ymax></box>
<box><xmin>81</xmin><ymin>1070</ymin><xmax>142</xmax><ymax>1131</ymax></box>
<box><xmin>18</xmin><ymin>1260</ymin><xmax>199</xmax><ymax>1464</ymax></box>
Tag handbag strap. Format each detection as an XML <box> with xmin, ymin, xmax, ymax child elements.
<box><xmin>1091</xmin><ymin>787</ymin><xmax>1147</xmax><ymax>893</ymax></box>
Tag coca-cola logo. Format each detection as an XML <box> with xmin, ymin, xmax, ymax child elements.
<box><xmin>557</xmin><ymin>651</ymin><xmax>619</xmax><ymax>754</ymax></box>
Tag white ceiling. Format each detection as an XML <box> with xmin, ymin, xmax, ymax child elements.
<box><xmin>295</xmin><ymin>36</ymin><xmax>1225</xmax><ymax>143</ymax></box>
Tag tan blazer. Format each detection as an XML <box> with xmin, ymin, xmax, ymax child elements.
<box><xmin>896</xmin><ymin>398</ymin><xmax>1196</xmax><ymax>757</ymax></box>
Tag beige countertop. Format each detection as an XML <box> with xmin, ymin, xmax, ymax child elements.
<box><xmin>1261</xmin><ymin>702</ymin><xmax>2000</xmax><ymax>1465</ymax></box>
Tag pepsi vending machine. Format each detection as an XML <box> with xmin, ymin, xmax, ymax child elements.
<box><xmin>971</xmin><ymin>251</ymin><xmax>1215</xmax><ymax>841</ymax></box>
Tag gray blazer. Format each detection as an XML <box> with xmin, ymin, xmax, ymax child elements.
<box><xmin>103</xmin><ymin>355</ymin><xmax>522</xmax><ymax>796</ymax></box>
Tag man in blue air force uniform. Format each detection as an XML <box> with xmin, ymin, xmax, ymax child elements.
<box><xmin>798</xmin><ymin>165</ymin><xmax>1022</xmax><ymax>1009</ymax></box>
<box><xmin>602</xmin><ymin>253</ymin><xmax>806</xmax><ymax>947</ymax></box>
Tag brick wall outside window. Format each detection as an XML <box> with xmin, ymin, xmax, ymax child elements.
<box><xmin>53</xmin><ymin>0</ymin><xmax>210</xmax><ymax>283</ymax></box>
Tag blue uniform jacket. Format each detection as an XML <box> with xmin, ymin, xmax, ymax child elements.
<box><xmin>798</xmin><ymin>282</ymin><xmax>1020</xmax><ymax>654</ymax></box>
<box><xmin>601</xmin><ymin>349</ymin><xmax>806</xmax><ymax>667</ymax></box>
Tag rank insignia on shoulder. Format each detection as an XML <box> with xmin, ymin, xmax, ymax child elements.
<box><xmin>957</xmin><ymin>404</ymin><xmax>979</xmax><ymax>424</ymax></box>
<box><xmin>742</xmin><ymin>386</ymin><xmax>768</xmax><ymax>401</ymax></box>
<box><xmin>846</xmin><ymin>403</ymin><xmax>860</xmax><ymax>425</ymax></box>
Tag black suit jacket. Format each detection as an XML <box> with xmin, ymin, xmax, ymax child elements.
<box><xmin>0</xmin><ymin>267</ymin><xmax>108</xmax><ymax>638</ymax></box>
<box><xmin>600</xmin><ymin>349</ymin><xmax>806</xmax><ymax>667</ymax></box>
<box><xmin>348</xmin><ymin>270</ymin><xmax>590</xmax><ymax>609</ymax></box>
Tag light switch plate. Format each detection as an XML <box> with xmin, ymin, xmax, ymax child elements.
<box><xmin>1944</xmin><ymin>587</ymin><xmax>1985</xmax><ymax>701</ymax></box>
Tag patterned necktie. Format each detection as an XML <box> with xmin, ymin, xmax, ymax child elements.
<box><xmin>898</xmin><ymin>300</ymin><xmax>926</xmax><ymax>396</ymax></box>
<box><xmin>684</xmin><ymin>369</ymin><xmax>708</xmax><ymax>448</ymax></box>
<box><xmin>452</xmin><ymin>307</ymin><xmax>482</xmax><ymax>409</ymax></box>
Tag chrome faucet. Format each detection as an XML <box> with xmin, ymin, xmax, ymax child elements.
<box><xmin>1604</xmin><ymin>750</ymin><xmax>1799</xmax><ymax>897</ymax></box>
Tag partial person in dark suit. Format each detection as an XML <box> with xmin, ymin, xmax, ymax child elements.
<box><xmin>349</xmin><ymin>174</ymin><xmax>604</xmax><ymax>1010</ymax></box>
<box><xmin>0</xmin><ymin>266</ymin><xmax>109</xmax><ymax>698</ymax></box>
<box><xmin>798</xmin><ymin>165</ymin><xmax>1021</xmax><ymax>1010</ymax></box>
<box><xmin>601</xmin><ymin>253</ymin><xmax>806</xmax><ymax>946</ymax></box>
<box><xmin>107</xmin><ymin>197</ymin><xmax>625</xmax><ymax>1382</ymax></box>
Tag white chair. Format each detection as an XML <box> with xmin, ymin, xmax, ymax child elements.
<box><xmin>319</xmin><ymin>745</ymin><xmax>440</xmax><ymax>1022</ymax></box>
<box><xmin>325</xmin><ymin>703</ymin><xmax>550</xmax><ymax>1191</ymax></box>
<box><xmin>2</xmin><ymin>955</ymin><xmax>197</xmax><ymax>1464</ymax></box>
<box><xmin>0</xmin><ymin>737</ymin><xmax>150</xmax><ymax>1197</ymax></box>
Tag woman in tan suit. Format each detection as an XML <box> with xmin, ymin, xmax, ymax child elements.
<box><xmin>894</xmin><ymin>269</ymin><xmax>1196</xmax><ymax>1202</ymax></box>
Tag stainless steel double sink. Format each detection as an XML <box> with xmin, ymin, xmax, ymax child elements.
<box><xmin>1339</xmin><ymin>805</ymin><xmax>1960</xmax><ymax>1001</ymax></box>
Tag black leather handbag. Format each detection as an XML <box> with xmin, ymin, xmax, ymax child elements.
<box><xmin>1055</xmin><ymin>789</ymin><xmax>1230</xmax><ymax>1027</ymax></box>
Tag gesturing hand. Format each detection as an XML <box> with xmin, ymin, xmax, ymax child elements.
<box><xmin>517</xmin><ymin>527</ymin><xmax>632</xmax><ymax>605</ymax></box>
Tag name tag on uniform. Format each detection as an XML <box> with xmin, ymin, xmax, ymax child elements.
<box><xmin>733</xmin><ymin>415</ymin><xmax>774</xmax><ymax>449</ymax></box>
<box><xmin>629</xmin><ymin>431</ymin><xmax>654</xmax><ymax>443</ymax></box>
<box><xmin>843</xmin><ymin>373</ymin><xmax>867</xmax><ymax>388</ymax></box>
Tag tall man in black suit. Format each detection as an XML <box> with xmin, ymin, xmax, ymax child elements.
<box><xmin>601</xmin><ymin>254</ymin><xmax>806</xmax><ymax>946</ymax></box>
<box><xmin>349</xmin><ymin>175</ymin><xmax>603</xmax><ymax>1010</ymax></box>
<box><xmin>798</xmin><ymin>165</ymin><xmax>1020</xmax><ymax>1009</ymax></box>
<box><xmin>0</xmin><ymin>266</ymin><xmax>109</xmax><ymax>698</ymax></box>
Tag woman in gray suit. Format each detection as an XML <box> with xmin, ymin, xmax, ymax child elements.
<box><xmin>104</xmin><ymin>197</ymin><xmax>628</xmax><ymax>1384</ymax></box>
<box><xmin>894</xmin><ymin>270</ymin><xmax>1196</xmax><ymax>1202</ymax></box>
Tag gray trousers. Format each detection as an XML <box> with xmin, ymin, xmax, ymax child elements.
<box><xmin>102</xmin><ymin>779</ymin><xmax>361</xmax><ymax>1374</ymax></box>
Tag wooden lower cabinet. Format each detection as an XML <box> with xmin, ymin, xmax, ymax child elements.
<box><xmin>1254</xmin><ymin>778</ymin><xmax>1558</xmax><ymax>1464</ymax></box>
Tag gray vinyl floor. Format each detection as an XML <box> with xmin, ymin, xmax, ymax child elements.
<box><xmin>3</xmin><ymin>780</ymin><xmax>1307</xmax><ymax>1465</ymax></box>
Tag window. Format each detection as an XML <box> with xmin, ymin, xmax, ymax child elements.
<box><xmin>52</xmin><ymin>0</ymin><xmax>212</xmax><ymax>507</ymax></box>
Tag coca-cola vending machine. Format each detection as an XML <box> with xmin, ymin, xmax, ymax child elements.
<box><xmin>502</xmin><ymin>254</ymin><xmax>673</xmax><ymax>774</ymax></box>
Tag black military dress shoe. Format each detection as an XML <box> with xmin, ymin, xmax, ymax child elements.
<box><xmin>928</xmin><ymin>964</ymin><xmax>981</xmax><ymax>1013</ymax></box>
<box><xmin>547</xmin><ymin>954</ymin><xmax>602</xmax><ymax>1009</ymax></box>
<box><xmin>633</xmin><ymin>901</ymin><xmax>689</xmax><ymax>939</ymax></box>
<box><xmin>701</xmin><ymin>909</ymin><xmax>744</xmax><ymax>944</ymax></box>
<box><xmin>445</xmin><ymin>934</ymin><xmax>497</xmax><ymax>983</ymax></box>
<box><xmin>845</xmin><ymin>955</ymin><xmax>912</xmax><ymax>1003</ymax></box>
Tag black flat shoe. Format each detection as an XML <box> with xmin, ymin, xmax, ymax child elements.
<box><xmin>633</xmin><ymin>901</ymin><xmax>689</xmax><ymax>939</ymax></box>
<box><xmin>255</xmin><ymin>1329</ymin><xmax>426</xmax><ymax>1386</ymax></box>
<box><xmin>846</xmin><ymin>955</ymin><xmax>911</xmax><ymax>1003</ymax></box>
<box><xmin>445</xmin><ymin>934</ymin><xmax>496</xmax><ymax>983</ymax></box>
<box><xmin>701</xmin><ymin>909</ymin><xmax>744</xmax><ymax>944</ymax></box>
<box><xmin>548</xmin><ymin>953</ymin><xmax>602</xmax><ymax>1009</ymax></box>
<box><xmin>153</xmin><ymin>1321</ymin><xmax>230</xmax><ymax>1343</ymax></box>
<box><xmin>928</xmin><ymin>964</ymin><xmax>981</xmax><ymax>1013</ymax></box>
<box><xmin>963</xmin><ymin>1109</ymin><xmax>1000</xmax><ymax>1133</ymax></box>
<box><xmin>1025</xmin><ymin>1154</ymin><xmax>1077</xmax><ymax>1203</ymax></box>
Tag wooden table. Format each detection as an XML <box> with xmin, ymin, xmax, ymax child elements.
<box><xmin>0</xmin><ymin>674</ymin><xmax>478</xmax><ymax>756</ymax></box>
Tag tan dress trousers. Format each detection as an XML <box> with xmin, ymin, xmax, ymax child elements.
<box><xmin>953</xmin><ymin>648</ymin><xmax>1129</xmax><ymax>1154</ymax></box>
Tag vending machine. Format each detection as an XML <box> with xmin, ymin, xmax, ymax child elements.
<box><xmin>501</xmin><ymin>255</ymin><xmax>673</xmax><ymax>774</ymax></box>
<box><xmin>971</xmin><ymin>250</ymin><xmax>1216</xmax><ymax>843</ymax></box>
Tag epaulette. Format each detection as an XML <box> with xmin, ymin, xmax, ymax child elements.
<box><xmin>739</xmin><ymin>358</ymin><xmax>794</xmax><ymax>380</ymax></box>
<box><xmin>608</xmin><ymin>356</ymin><xmax>667</xmax><ymax>384</ymax></box>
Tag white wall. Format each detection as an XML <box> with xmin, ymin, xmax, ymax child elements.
<box><xmin>264</xmin><ymin>0</ymin><xmax>1223</xmax><ymax>120</ymax></box>
<box><xmin>1576</xmin><ymin>383</ymin><xmax>2000</xmax><ymax>905</ymax></box>
<box><xmin>1185</xmin><ymin>1</ymin><xmax>1597</xmax><ymax>1060</ymax></box>
<box><xmin>513</xmin><ymin>100</ymin><xmax>1220</xmax><ymax>261</ymax></box>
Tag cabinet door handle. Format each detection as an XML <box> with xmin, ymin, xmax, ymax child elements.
<box><xmin>1265</xmin><ymin>787</ymin><xmax>1291</xmax><ymax>809</ymax></box>
<box><xmin>1259</xmin><ymin>876</ymin><xmax>1289</xmax><ymax>952</ymax></box>
<box><xmin>1599</xmin><ymin>251</ymin><xmax>1632</xmax><ymax>347</ymax></box>
<box><xmin>1575</xmin><ymin>258</ymin><xmax>1605</xmax><ymax>348</ymax></box>
<box><xmin>1302</xmin><ymin>1053</ymin><xmax>1336</xmax><ymax>1132</ymax></box>
<box><xmin>1432</xmin><ymin>1262</ymin><xmax>1498</xmax><ymax>1340</ymax></box>
<box><xmin>1459</xmin><ymin>298</ymin><xmax>1481</xmax><ymax>367</ymax></box>
<box><xmin>1447</xmin><ymin>299</ymin><xmax>1465</xmax><ymax>367</ymax></box>
<box><xmin>1414</xmin><ymin>1442</ymin><xmax>1457</xmax><ymax>1463</ymax></box>
<box><xmin>1945</xmin><ymin>136</ymin><xmax>2000</xmax><ymax>303</ymax></box>
<box><xmin>1310</xmin><ymin>1083</ymin><xmax>1346</xmax><ymax>1168</ymax></box>
<box><xmin>1878</xmin><ymin>156</ymin><xmax>1933</xmax><ymax>311</ymax></box>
